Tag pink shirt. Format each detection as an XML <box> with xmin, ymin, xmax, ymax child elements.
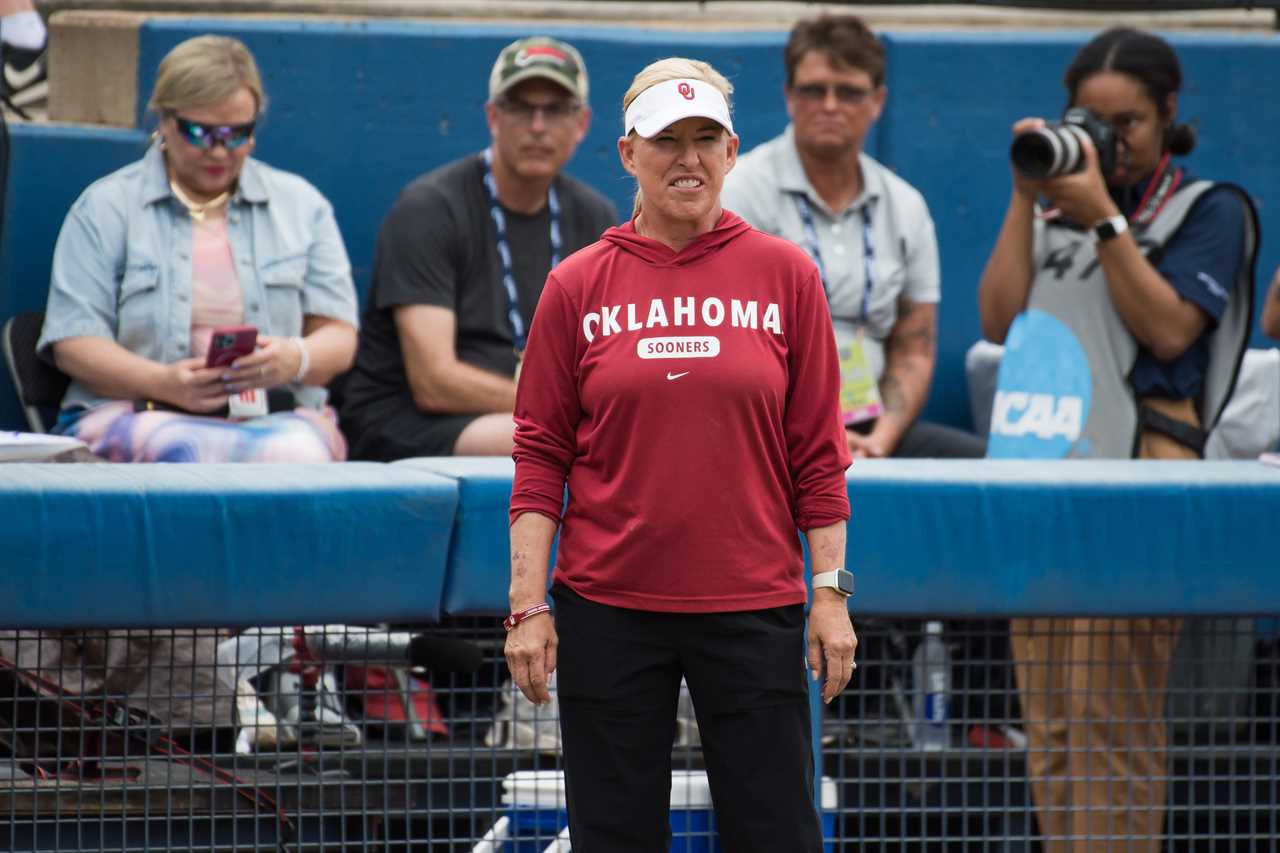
<box><xmin>188</xmin><ymin>211</ymin><xmax>245</xmax><ymax>360</ymax></box>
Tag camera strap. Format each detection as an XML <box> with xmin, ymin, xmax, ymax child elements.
<box><xmin>792</xmin><ymin>193</ymin><xmax>874</xmax><ymax>323</ymax></box>
<box><xmin>1130</xmin><ymin>153</ymin><xmax>1183</xmax><ymax>228</ymax></box>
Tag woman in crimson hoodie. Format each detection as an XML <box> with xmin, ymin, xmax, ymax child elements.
<box><xmin>504</xmin><ymin>57</ymin><xmax>855</xmax><ymax>852</ymax></box>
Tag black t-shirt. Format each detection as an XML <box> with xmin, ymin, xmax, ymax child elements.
<box><xmin>341</xmin><ymin>153</ymin><xmax>618</xmax><ymax>422</ymax></box>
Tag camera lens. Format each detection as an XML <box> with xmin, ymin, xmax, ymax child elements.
<box><xmin>1011</xmin><ymin>124</ymin><xmax>1087</xmax><ymax>180</ymax></box>
<box><xmin>1010</xmin><ymin>131</ymin><xmax>1059</xmax><ymax>180</ymax></box>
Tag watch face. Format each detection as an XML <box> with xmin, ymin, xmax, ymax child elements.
<box><xmin>837</xmin><ymin>570</ymin><xmax>855</xmax><ymax>596</ymax></box>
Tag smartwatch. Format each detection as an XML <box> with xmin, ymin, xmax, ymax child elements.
<box><xmin>1091</xmin><ymin>214</ymin><xmax>1129</xmax><ymax>244</ymax></box>
<box><xmin>812</xmin><ymin>569</ymin><xmax>855</xmax><ymax>598</ymax></box>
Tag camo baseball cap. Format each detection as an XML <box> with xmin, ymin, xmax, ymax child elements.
<box><xmin>489</xmin><ymin>36</ymin><xmax>589</xmax><ymax>102</ymax></box>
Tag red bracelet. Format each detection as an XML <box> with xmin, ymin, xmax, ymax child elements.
<box><xmin>503</xmin><ymin>602</ymin><xmax>551</xmax><ymax>632</ymax></box>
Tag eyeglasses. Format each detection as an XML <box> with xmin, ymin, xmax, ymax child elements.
<box><xmin>172</xmin><ymin>115</ymin><xmax>257</xmax><ymax>150</ymax></box>
<box><xmin>496</xmin><ymin>97</ymin><xmax>582</xmax><ymax>124</ymax></box>
<box><xmin>791</xmin><ymin>83</ymin><xmax>874</xmax><ymax>106</ymax></box>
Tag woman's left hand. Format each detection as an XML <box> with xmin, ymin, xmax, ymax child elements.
<box><xmin>224</xmin><ymin>335</ymin><xmax>303</xmax><ymax>392</ymax></box>
<box><xmin>807</xmin><ymin>591</ymin><xmax>858</xmax><ymax>704</ymax></box>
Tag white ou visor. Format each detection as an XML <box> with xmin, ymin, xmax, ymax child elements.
<box><xmin>624</xmin><ymin>78</ymin><xmax>734</xmax><ymax>138</ymax></box>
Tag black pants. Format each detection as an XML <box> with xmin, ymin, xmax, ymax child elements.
<box><xmin>551</xmin><ymin>584</ymin><xmax>822</xmax><ymax>853</ymax></box>
<box><xmin>850</xmin><ymin>416</ymin><xmax>987</xmax><ymax>459</ymax></box>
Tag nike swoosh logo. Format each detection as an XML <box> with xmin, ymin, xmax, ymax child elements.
<box><xmin>666</xmin><ymin>371</ymin><xmax>689</xmax><ymax>381</ymax></box>
<box><xmin>4</xmin><ymin>60</ymin><xmax>43</xmax><ymax>92</ymax></box>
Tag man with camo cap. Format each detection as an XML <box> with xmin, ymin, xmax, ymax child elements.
<box><xmin>342</xmin><ymin>36</ymin><xmax>618</xmax><ymax>459</ymax></box>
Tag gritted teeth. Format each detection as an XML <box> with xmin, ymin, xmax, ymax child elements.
<box><xmin>672</xmin><ymin>177</ymin><xmax>703</xmax><ymax>188</ymax></box>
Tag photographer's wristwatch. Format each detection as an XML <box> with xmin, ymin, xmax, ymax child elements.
<box><xmin>1090</xmin><ymin>214</ymin><xmax>1129</xmax><ymax>244</ymax></box>
<box><xmin>812</xmin><ymin>569</ymin><xmax>855</xmax><ymax>598</ymax></box>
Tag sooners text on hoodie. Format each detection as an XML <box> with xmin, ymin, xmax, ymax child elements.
<box><xmin>511</xmin><ymin>212</ymin><xmax>852</xmax><ymax>613</ymax></box>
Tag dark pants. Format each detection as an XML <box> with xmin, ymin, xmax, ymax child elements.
<box><xmin>551</xmin><ymin>584</ymin><xmax>822</xmax><ymax>853</ymax></box>
<box><xmin>856</xmin><ymin>417</ymin><xmax>987</xmax><ymax>459</ymax></box>
<box><xmin>341</xmin><ymin>400</ymin><xmax>479</xmax><ymax>460</ymax></box>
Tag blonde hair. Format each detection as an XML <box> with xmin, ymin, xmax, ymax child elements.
<box><xmin>622</xmin><ymin>58</ymin><xmax>734</xmax><ymax>217</ymax></box>
<box><xmin>147</xmin><ymin>35</ymin><xmax>267</xmax><ymax>118</ymax></box>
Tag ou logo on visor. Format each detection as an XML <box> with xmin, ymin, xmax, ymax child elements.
<box><xmin>986</xmin><ymin>309</ymin><xmax>1092</xmax><ymax>459</ymax></box>
<box><xmin>678</xmin><ymin>82</ymin><xmax>695</xmax><ymax>100</ymax></box>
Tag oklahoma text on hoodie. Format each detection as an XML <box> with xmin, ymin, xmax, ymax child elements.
<box><xmin>511</xmin><ymin>211</ymin><xmax>852</xmax><ymax>613</ymax></box>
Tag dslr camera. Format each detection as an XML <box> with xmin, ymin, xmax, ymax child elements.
<box><xmin>1010</xmin><ymin>107</ymin><xmax>1117</xmax><ymax>180</ymax></box>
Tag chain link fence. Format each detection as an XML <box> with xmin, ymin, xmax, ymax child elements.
<box><xmin>2</xmin><ymin>617</ymin><xmax>1277</xmax><ymax>850</ymax></box>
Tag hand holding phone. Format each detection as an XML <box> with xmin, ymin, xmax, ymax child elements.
<box><xmin>206</xmin><ymin>325</ymin><xmax>258</xmax><ymax>368</ymax></box>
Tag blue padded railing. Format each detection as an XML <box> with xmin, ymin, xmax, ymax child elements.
<box><xmin>6</xmin><ymin>459</ymin><xmax>1278</xmax><ymax>626</ymax></box>
<box><xmin>399</xmin><ymin>457</ymin><xmax>1280</xmax><ymax>618</ymax></box>
<box><xmin>0</xmin><ymin>462</ymin><xmax>458</xmax><ymax>628</ymax></box>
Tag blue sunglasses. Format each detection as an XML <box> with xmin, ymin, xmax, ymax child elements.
<box><xmin>173</xmin><ymin>115</ymin><xmax>257</xmax><ymax>150</ymax></box>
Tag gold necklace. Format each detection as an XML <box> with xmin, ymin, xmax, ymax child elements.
<box><xmin>169</xmin><ymin>179</ymin><xmax>230</xmax><ymax>223</ymax></box>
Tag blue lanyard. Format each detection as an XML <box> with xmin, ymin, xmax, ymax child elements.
<box><xmin>792</xmin><ymin>193</ymin><xmax>874</xmax><ymax>324</ymax></box>
<box><xmin>480</xmin><ymin>148</ymin><xmax>562</xmax><ymax>352</ymax></box>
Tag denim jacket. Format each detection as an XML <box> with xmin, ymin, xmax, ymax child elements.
<box><xmin>38</xmin><ymin>143</ymin><xmax>359</xmax><ymax>412</ymax></box>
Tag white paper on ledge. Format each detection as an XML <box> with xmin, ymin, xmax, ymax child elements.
<box><xmin>0</xmin><ymin>431</ymin><xmax>90</xmax><ymax>462</ymax></box>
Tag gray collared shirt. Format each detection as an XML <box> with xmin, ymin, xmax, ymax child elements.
<box><xmin>39</xmin><ymin>143</ymin><xmax>359</xmax><ymax>411</ymax></box>
<box><xmin>723</xmin><ymin>124</ymin><xmax>940</xmax><ymax>381</ymax></box>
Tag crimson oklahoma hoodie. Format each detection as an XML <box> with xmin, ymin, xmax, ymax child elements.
<box><xmin>511</xmin><ymin>210</ymin><xmax>852</xmax><ymax>613</ymax></box>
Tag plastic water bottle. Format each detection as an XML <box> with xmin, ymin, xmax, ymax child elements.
<box><xmin>911</xmin><ymin>621</ymin><xmax>951</xmax><ymax>751</ymax></box>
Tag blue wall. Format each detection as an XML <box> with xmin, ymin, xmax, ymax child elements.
<box><xmin>0</xmin><ymin>124</ymin><xmax>146</xmax><ymax>429</ymax></box>
<box><xmin>3</xmin><ymin>20</ymin><xmax>1277</xmax><ymax>432</ymax></box>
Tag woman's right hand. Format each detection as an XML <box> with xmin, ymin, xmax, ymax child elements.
<box><xmin>161</xmin><ymin>357</ymin><xmax>229</xmax><ymax>413</ymax></box>
<box><xmin>505</xmin><ymin>611</ymin><xmax>558</xmax><ymax>706</ymax></box>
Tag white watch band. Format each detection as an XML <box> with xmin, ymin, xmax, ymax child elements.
<box><xmin>812</xmin><ymin>569</ymin><xmax>854</xmax><ymax>597</ymax></box>
<box><xmin>1090</xmin><ymin>214</ymin><xmax>1128</xmax><ymax>244</ymax></box>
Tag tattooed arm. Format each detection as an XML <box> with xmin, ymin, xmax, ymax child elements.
<box><xmin>847</xmin><ymin>298</ymin><xmax>937</xmax><ymax>458</ymax></box>
<box><xmin>1262</xmin><ymin>266</ymin><xmax>1280</xmax><ymax>341</ymax></box>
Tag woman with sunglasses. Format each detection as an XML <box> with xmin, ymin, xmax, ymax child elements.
<box><xmin>505</xmin><ymin>57</ymin><xmax>854</xmax><ymax>852</ymax></box>
<box><xmin>978</xmin><ymin>28</ymin><xmax>1259</xmax><ymax>851</ymax></box>
<box><xmin>38</xmin><ymin>34</ymin><xmax>358</xmax><ymax>462</ymax></box>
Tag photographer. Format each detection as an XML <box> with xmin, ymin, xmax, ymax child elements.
<box><xmin>978</xmin><ymin>28</ymin><xmax>1259</xmax><ymax>851</ymax></box>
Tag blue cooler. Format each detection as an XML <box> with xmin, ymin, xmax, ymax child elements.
<box><xmin>479</xmin><ymin>769</ymin><xmax>837</xmax><ymax>852</ymax></box>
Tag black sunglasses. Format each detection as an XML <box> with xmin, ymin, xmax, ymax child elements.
<box><xmin>173</xmin><ymin>115</ymin><xmax>257</xmax><ymax>150</ymax></box>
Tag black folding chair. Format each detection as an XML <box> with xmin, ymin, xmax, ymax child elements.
<box><xmin>2</xmin><ymin>311</ymin><xmax>69</xmax><ymax>433</ymax></box>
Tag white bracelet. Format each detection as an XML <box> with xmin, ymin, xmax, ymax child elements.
<box><xmin>290</xmin><ymin>336</ymin><xmax>310</xmax><ymax>384</ymax></box>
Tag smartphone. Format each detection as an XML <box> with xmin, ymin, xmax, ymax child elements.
<box><xmin>206</xmin><ymin>325</ymin><xmax>258</xmax><ymax>368</ymax></box>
